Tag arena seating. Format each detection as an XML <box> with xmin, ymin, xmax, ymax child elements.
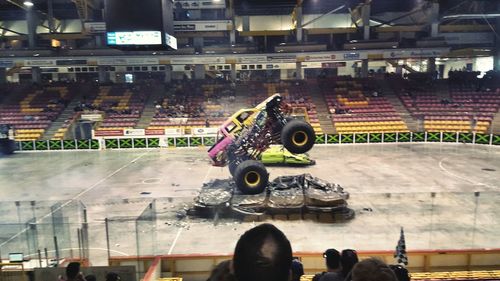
<box><xmin>0</xmin><ymin>86</ymin><xmax>70</xmax><ymax>140</ymax></box>
<box><xmin>321</xmin><ymin>78</ymin><xmax>408</xmax><ymax>133</ymax></box>
<box><xmin>92</xmin><ymin>84</ymin><xmax>148</xmax><ymax>132</ymax></box>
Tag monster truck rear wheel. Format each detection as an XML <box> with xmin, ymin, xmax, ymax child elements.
<box><xmin>0</xmin><ymin>139</ymin><xmax>15</xmax><ymax>155</ymax></box>
<box><xmin>234</xmin><ymin>160</ymin><xmax>269</xmax><ymax>195</ymax></box>
<box><xmin>281</xmin><ymin>120</ymin><xmax>315</xmax><ymax>154</ymax></box>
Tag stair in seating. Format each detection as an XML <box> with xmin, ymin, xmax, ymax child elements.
<box><xmin>309</xmin><ymin>84</ymin><xmax>336</xmax><ymax>134</ymax></box>
<box><xmin>489</xmin><ymin>110</ymin><xmax>500</xmax><ymax>134</ymax></box>
<box><xmin>136</xmin><ymin>84</ymin><xmax>168</xmax><ymax>129</ymax></box>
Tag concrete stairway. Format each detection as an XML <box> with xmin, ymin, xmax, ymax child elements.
<box><xmin>136</xmin><ymin>85</ymin><xmax>168</xmax><ymax>129</ymax></box>
<box><xmin>309</xmin><ymin>84</ymin><xmax>336</xmax><ymax>134</ymax></box>
<box><xmin>489</xmin><ymin>111</ymin><xmax>500</xmax><ymax>134</ymax></box>
<box><xmin>42</xmin><ymin>99</ymin><xmax>81</xmax><ymax>140</ymax></box>
<box><xmin>234</xmin><ymin>84</ymin><xmax>251</xmax><ymax>109</ymax></box>
<box><xmin>378</xmin><ymin>80</ymin><xmax>421</xmax><ymax>132</ymax></box>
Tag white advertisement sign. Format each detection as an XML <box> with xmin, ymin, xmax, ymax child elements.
<box><xmin>175</xmin><ymin>0</ymin><xmax>226</xmax><ymax>9</ymax></box>
<box><xmin>97</xmin><ymin>58</ymin><xmax>159</xmax><ymax>66</ymax></box>
<box><xmin>442</xmin><ymin>33</ymin><xmax>494</xmax><ymax>45</ymax></box>
<box><xmin>236</xmin><ymin>56</ymin><xmax>268</xmax><ymax>64</ymax></box>
<box><xmin>384</xmin><ymin>49</ymin><xmax>450</xmax><ymax>59</ymax></box>
<box><xmin>164</xmin><ymin>128</ymin><xmax>184</xmax><ymax>135</ymax></box>
<box><xmin>170</xmin><ymin>57</ymin><xmax>225</xmax><ymax>65</ymax></box>
<box><xmin>84</xmin><ymin>22</ymin><xmax>106</xmax><ymax>33</ymax></box>
<box><xmin>192</xmin><ymin>127</ymin><xmax>218</xmax><ymax>135</ymax></box>
<box><xmin>173</xmin><ymin>20</ymin><xmax>231</xmax><ymax>32</ymax></box>
<box><xmin>24</xmin><ymin>60</ymin><xmax>57</xmax><ymax>66</ymax></box>
<box><xmin>124</xmin><ymin>129</ymin><xmax>145</xmax><ymax>136</ymax></box>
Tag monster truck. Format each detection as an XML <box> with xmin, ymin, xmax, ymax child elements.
<box><xmin>207</xmin><ymin>94</ymin><xmax>316</xmax><ymax>194</ymax></box>
<box><xmin>0</xmin><ymin>124</ymin><xmax>16</xmax><ymax>155</ymax></box>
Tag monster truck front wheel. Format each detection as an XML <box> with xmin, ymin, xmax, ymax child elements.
<box><xmin>234</xmin><ymin>160</ymin><xmax>269</xmax><ymax>195</ymax></box>
<box><xmin>281</xmin><ymin>120</ymin><xmax>315</xmax><ymax>154</ymax></box>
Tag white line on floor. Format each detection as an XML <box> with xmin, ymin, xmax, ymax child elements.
<box><xmin>168</xmin><ymin>228</ymin><xmax>183</xmax><ymax>255</ymax></box>
<box><xmin>438</xmin><ymin>157</ymin><xmax>493</xmax><ymax>188</ymax></box>
<box><xmin>202</xmin><ymin>165</ymin><xmax>213</xmax><ymax>183</ymax></box>
<box><xmin>0</xmin><ymin>150</ymin><xmax>152</xmax><ymax>248</ymax></box>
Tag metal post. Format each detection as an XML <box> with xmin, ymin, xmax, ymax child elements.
<box><xmin>77</xmin><ymin>228</ymin><xmax>82</xmax><ymax>260</ymax></box>
<box><xmin>37</xmin><ymin>249</ymin><xmax>42</xmax><ymax>267</ymax></box>
<box><xmin>44</xmin><ymin>248</ymin><xmax>49</xmax><ymax>267</ymax></box>
<box><xmin>105</xmin><ymin>218</ymin><xmax>111</xmax><ymax>262</ymax></box>
<box><xmin>53</xmin><ymin>236</ymin><xmax>60</xmax><ymax>267</ymax></box>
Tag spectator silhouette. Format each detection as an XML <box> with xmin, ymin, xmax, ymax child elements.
<box><xmin>313</xmin><ymin>249</ymin><xmax>342</xmax><ymax>281</ymax></box>
<box><xmin>207</xmin><ymin>260</ymin><xmax>236</xmax><ymax>281</ymax></box>
<box><xmin>58</xmin><ymin>262</ymin><xmax>85</xmax><ymax>281</ymax></box>
<box><xmin>291</xmin><ymin>258</ymin><xmax>304</xmax><ymax>281</ymax></box>
<box><xmin>352</xmin><ymin>258</ymin><xmax>398</xmax><ymax>281</ymax></box>
<box><xmin>233</xmin><ymin>223</ymin><xmax>292</xmax><ymax>281</ymax></box>
<box><xmin>105</xmin><ymin>272</ymin><xmax>120</xmax><ymax>281</ymax></box>
<box><xmin>341</xmin><ymin>249</ymin><xmax>359</xmax><ymax>281</ymax></box>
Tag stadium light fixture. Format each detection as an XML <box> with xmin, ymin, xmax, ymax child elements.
<box><xmin>23</xmin><ymin>1</ymin><xmax>34</xmax><ymax>7</ymax></box>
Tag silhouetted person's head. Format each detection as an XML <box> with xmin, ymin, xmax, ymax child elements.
<box><xmin>106</xmin><ymin>272</ymin><xmax>120</xmax><ymax>281</ymax></box>
<box><xmin>341</xmin><ymin>249</ymin><xmax>359</xmax><ymax>278</ymax></box>
<box><xmin>85</xmin><ymin>274</ymin><xmax>97</xmax><ymax>281</ymax></box>
<box><xmin>233</xmin><ymin>223</ymin><xmax>293</xmax><ymax>281</ymax></box>
<box><xmin>66</xmin><ymin>262</ymin><xmax>81</xmax><ymax>279</ymax></box>
<box><xmin>207</xmin><ymin>260</ymin><xmax>236</xmax><ymax>281</ymax></box>
<box><xmin>352</xmin><ymin>258</ymin><xmax>398</xmax><ymax>281</ymax></box>
<box><xmin>323</xmin><ymin>249</ymin><xmax>341</xmax><ymax>271</ymax></box>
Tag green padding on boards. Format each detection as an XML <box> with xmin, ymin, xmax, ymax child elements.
<box><xmin>427</xmin><ymin>132</ymin><xmax>440</xmax><ymax>142</ymax></box>
<box><xmin>369</xmin><ymin>133</ymin><xmax>382</xmax><ymax>143</ymax></box>
<box><xmin>203</xmin><ymin>137</ymin><xmax>215</xmax><ymax>146</ymax></box>
<box><xmin>315</xmin><ymin>134</ymin><xmax>325</xmax><ymax>144</ymax></box>
<box><xmin>384</xmin><ymin>133</ymin><xmax>396</xmax><ymax>142</ymax></box>
<box><xmin>326</xmin><ymin>134</ymin><xmax>339</xmax><ymax>144</ymax></box>
<box><xmin>190</xmin><ymin>137</ymin><xmax>202</xmax><ymax>146</ymax></box>
<box><xmin>176</xmin><ymin>137</ymin><xmax>188</xmax><ymax>147</ymax></box>
<box><xmin>458</xmin><ymin>133</ymin><xmax>473</xmax><ymax>143</ymax></box>
<box><xmin>166</xmin><ymin>137</ymin><xmax>175</xmax><ymax>147</ymax></box>
<box><xmin>442</xmin><ymin>132</ymin><xmax>456</xmax><ymax>142</ymax></box>
<box><xmin>354</xmin><ymin>133</ymin><xmax>368</xmax><ymax>143</ymax></box>
<box><xmin>48</xmin><ymin>140</ymin><xmax>62</xmax><ymax>150</ymax></box>
<box><xmin>35</xmin><ymin>141</ymin><xmax>48</xmax><ymax>150</ymax></box>
<box><xmin>77</xmin><ymin>140</ymin><xmax>91</xmax><ymax>149</ymax></box>
<box><xmin>475</xmin><ymin>134</ymin><xmax>490</xmax><ymax>144</ymax></box>
<box><xmin>398</xmin><ymin>132</ymin><xmax>411</xmax><ymax>142</ymax></box>
<box><xmin>133</xmin><ymin>138</ymin><xmax>147</xmax><ymax>148</ymax></box>
<box><xmin>20</xmin><ymin>141</ymin><xmax>34</xmax><ymax>151</ymax></box>
<box><xmin>413</xmin><ymin>132</ymin><xmax>425</xmax><ymax>142</ymax></box>
<box><xmin>90</xmin><ymin>140</ymin><xmax>99</xmax><ymax>150</ymax></box>
<box><xmin>147</xmin><ymin>138</ymin><xmax>160</xmax><ymax>148</ymax></box>
<box><xmin>119</xmin><ymin>139</ymin><xmax>132</xmax><ymax>149</ymax></box>
<box><xmin>105</xmin><ymin>139</ymin><xmax>119</xmax><ymax>149</ymax></box>
<box><xmin>340</xmin><ymin>134</ymin><xmax>354</xmax><ymax>144</ymax></box>
<box><xmin>63</xmin><ymin>140</ymin><xmax>76</xmax><ymax>149</ymax></box>
<box><xmin>492</xmin><ymin>135</ymin><xmax>500</xmax><ymax>145</ymax></box>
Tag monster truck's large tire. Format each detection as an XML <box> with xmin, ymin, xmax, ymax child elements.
<box><xmin>281</xmin><ymin>119</ymin><xmax>315</xmax><ymax>154</ymax></box>
<box><xmin>0</xmin><ymin>139</ymin><xmax>15</xmax><ymax>155</ymax></box>
<box><xmin>234</xmin><ymin>160</ymin><xmax>269</xmax><ymax>195</ymax></box>
<box><xmin>228</xmin><ymin>161</ymin><xmax>238</xmax><ymax>176</ymax></box>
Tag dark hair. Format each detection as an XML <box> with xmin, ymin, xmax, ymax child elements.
<box><xmin>207</xmin><ymin>260</ymin><xmax>236</xmax><ymax>281</ymax></box>
<box><xmin>291</xmin><ymin>259</ymin><xmax>304</xmax><ymax>281</ymax></box>
<box><xmin>389</xmin><ymin>265</ymin><xmax>410</xmax><ymax>281</ymax></box>
<box><xmin>323</xmin><ymin>249</ymin><xmax>341</xmax><ymax>270</ymax></box>
<box><xmin>352</xmin><ymin>258</ymin><xmax>398</xmax><ymax>281</ymax></box>
<box><xmin>106</xmin><ymin>272</ymin><xmax>120</xmax><ymax>281</ymax></box>
<box><xmin>85</xmin><ymin>274</ymin><xmax>97</xmax><ymax>281</ymax></box>
<box><xmin>233</xmin><ymin>223</ymin><xmax>292</xmax><ymax>281</ymax></box>
<box><xmin>341</xmin><ymin>249</ymin><xmax>359</xmax><ymax>279</ymax></box>
<box><xmin>66</xmin><ymin>262</ymin><xmax>81</xmax><ymax>279</ymax></box>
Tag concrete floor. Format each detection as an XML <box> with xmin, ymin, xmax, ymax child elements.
<box><xmin>0</xmin><ymin>143</ymin><xmax>499</xmax><ymax>266</ymax></box>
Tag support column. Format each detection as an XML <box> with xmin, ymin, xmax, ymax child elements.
<box><xmin>48</xmin><ymin>0</ymin><xmax>54</xmax><ymax>33</ymax></box>
<box><xmin>230</xmin><ymin>63</ymin><xmax>237</xmax><ymax>81</ymax></box>
<box><xmin>295</xmin><ymin>6</ymin><xmax>303</xmax><ymax>43</ymax></box>
<box><xmin>361</xmin><ymin>1</ymin><xmax>371</xmax><ymax>41</ymax></box>
<box><xmin>430</xmin><ymin>2</ymin><xmax>440</xmax><ymax>37</ymax></box>
<box><xmin>295</xmin><ymin>62</ymin><xmax>303</xmax><ymax>80</ymax></box>
<box><xmin>31</xmin><ymin>67</ymin><xmax>41</xmax><ymax>84</ymax></box>
<box><xmin>194</xmin><ymin>64</ymin><xmax>205</xmax><ymax>80</ymax></box>
<box><xmin>98</xmin><ymin>66</ymin><xmax>109</xmax><ymax>83</ymax></box>
<box><xmin>361</xmin><ymin>59</ymin><xmax>369</xmax><ymax>78</ymax></box>
<box><xmin>193</xmin><ymin>37</ymin><xmax>204</xmax><ymax>53</ymax></box>
<box><xmin>428</xmin><ymin>58</ymin><xmax>436</xmax><ymax>78</ymax></box>
<box><xmin>0</xmin><ymin>67</ymin><xmax>6</xmax><ymax>84</ymax></box>
<box><xmin>395</xmin><ymin>65</ymin><xmax>403</xmax><ymax>76</ymax></box>
<box><xmin>27</xmin><ymin>5</ymin><xmax>38</xmax><ymax>49</ymax></box>
<box><xmin>164</xmin><ymin>65</ymin><xmax>172</xmax><ymax>83</ymax></box>
<box><xmin>495</xmin><ymin>4</ymin><xmax>500</xmax><ymax>71</ymax></box>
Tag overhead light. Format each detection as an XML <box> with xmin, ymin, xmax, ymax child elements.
<box><xmin>23</xmin><ymin>1</ymin><xmax>34</xmax><ymax>7</ymax></box>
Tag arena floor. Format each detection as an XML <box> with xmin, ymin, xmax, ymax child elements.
<box><xmin>0</xmin><ymin>143</ymin><xmax>499</xmax><ymax>266</ymax></box>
